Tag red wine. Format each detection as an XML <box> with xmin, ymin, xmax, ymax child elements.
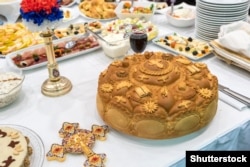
<box><xmin>130</xmin><ymin>31</ymin><xmax>148</xmax><ymax>53</ymax></box>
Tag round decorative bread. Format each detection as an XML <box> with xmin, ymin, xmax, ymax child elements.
<box><xmin>0</xmin><ymin>127</ymin><xmax>32</xmax><ymax>167</ymax></box>
<box><xmin>96</xmin><ymin>51</ymin><xmax>218</xmax><ymax>139</ymax></box>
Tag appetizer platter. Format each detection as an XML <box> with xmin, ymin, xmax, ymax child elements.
<box><xmin>115</xmin><ymin>1</ymin><xmax>155</xmax><ymax>21</ymax></box>
<box><xmin>6</xmin><ymin>34</ymin><xmax>100</xmax><ymax>70</ymax></box>
<box><xmin>53</xmin><ymin>21</ymin><xmax>102</xmax><ymax>39</ymax></box>
<box><xmin>101</xmin><ymin>17</ymin><xmax>158</xmax><ymax>41</ymax></box>
<box><xmin>78</xmin><ymin>0</ymin><xmax>117</xmax><ymax>20</ymax></box>
<box><xmin>0</xmin><ymin>23</ymin><xmax>43</xmax><ymax>57</ymax></box>
<box><xmin>153</xmin><ymin>33</ymin><xmax>213</xmax><ymax>60</ymax></box>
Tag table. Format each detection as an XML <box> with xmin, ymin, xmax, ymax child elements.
<box><xmin>1</xmin><ymin>3</ymin><xmax>250</xmax><ymax>167</ymax></box>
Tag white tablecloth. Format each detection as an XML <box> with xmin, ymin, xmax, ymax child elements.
<box><xmin>0</xmin><ymin>3</ymin><xmax>250</xmax><ymax>167</ymax></box>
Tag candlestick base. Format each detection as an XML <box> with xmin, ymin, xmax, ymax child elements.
<box><xmin>41</xmin><ymin>76</ymin><xmax>72</xmax><ymax>97</ymax></box>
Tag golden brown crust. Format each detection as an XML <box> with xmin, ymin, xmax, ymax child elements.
<box><xmin>79</xmin><ymin>0</ymin><xmax>116</xmax><ymax>19</ymax></box>
<box><xmin>97</xmin><ymin>51</ymin><xmax>218</xmax><ymax>139</ymax></box>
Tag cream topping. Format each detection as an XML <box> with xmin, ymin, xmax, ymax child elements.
<box><xmin>0</xmin><ymin>127</ymin><xmax>28</xmax><ymax>167</ymax></box>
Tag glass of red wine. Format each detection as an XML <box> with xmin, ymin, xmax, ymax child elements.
<box><xmin>129</xmin><ymin>29</ymin><xmax>148</xmax><ymax>53</ymax></box>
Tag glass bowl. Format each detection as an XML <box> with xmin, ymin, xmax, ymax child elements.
<box><xmin>0</xmin><ymin>66</ymin><xmax>24</xmax><ymax>108</ymax></box>
<box><xmin>98</xmin><ymin>33</ymin><xmax>130</xmax><ymax>59</ymax></box>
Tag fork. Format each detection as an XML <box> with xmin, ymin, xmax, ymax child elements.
<box><xmin>219</xmin><ymin>84</ymin><xmax>250</xmax><ymax>107</ymax></box>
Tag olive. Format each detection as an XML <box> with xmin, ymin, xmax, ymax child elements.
<box><xmin>185</xmin><ymin>46</ymin><xmax>190</xmax><ymax>51</ymax></box>
<box><xmin>192</xmin><ymin>50</ymin><xmax>198</xmax><ymax>56</ymax></box>
<box><xmin>187</xmin><ymin>37</ymin><xmax>193</xmax><ymax>42</ymax></box>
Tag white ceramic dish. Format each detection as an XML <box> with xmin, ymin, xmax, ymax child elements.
<box><xmin>61</xmin><ymin>7</ymin><xmax>79</xmax><ymax>22</ymax></box>
<box><xmin>153</xmin><ymin>33</ymin><xmax>213</xmax><ymax>60</ymax></box>
<box><xmin>155</xmin><ymin>2</ymin><xmax>168</xmax><ymax>14</ymax></box>
<box><xmin>79</xmin><ymin>12</ymin><xmax>117</xmax><ymax>21</ymax></box>
<box><xmin>200</xmin><ymin>0</ymin><xmax>249</xmax><ymax>5</ymax></box>
<box><xmin>115</xmin><ymin>1</ymin><xmax>156</xmax><ymax>21</ymax></box>
<box><xmin>60</xmin><ymin>0</ymin><xmax>76</xmax><ymax>7</ymax></box>
<box><xmin>0</xmin><ymin>124</ymin><xmax>45</xmax><ymax>167</ymax></box>
<box><xmin>166</xmin><ymin>6</ymin><xmax>195</xmax><ymax>28</ymax></box>
<box><xmin>6</xmin><ymin>35</ymin><xmax>101</xmax><ymax>71</ymax></box>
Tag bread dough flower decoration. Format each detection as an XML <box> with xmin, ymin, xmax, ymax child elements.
<box><xmin>20</xmin><ymin>0</ymin><xmax>63</xmax><ymax>26</ymax></box>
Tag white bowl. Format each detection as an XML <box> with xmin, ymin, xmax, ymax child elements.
<box><xmin>98</xmin><ymin>33</ymin><xmax>130</xmax><ymax>59</ymax></box>
<box><xmin>0</xmin><ymin>67</ymin><xmax>24</xmax><ymax>108</ymax></box>
<box><xmin>115</xmin><ymin>1</ymin><xmax>156</xmax><ymax>21</ymax></box>
<box><xmin>166</xmin><ymin>7</ymin><xmax>195</xmax><ymax>27</ymax></box>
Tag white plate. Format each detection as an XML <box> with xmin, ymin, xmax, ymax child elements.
<box><xmin>79</xmin><ymin>12</ymin><xmax>117</xmax><ymax>21</ymax></box>
<box><xmin>0</xmin><ymin>124</ymin><xmax>45</xmax><ymax>167</ymax></box>
<box><xmin>152</xmin><ymin>33</ymin><xmax>213</xmax><ymax>60</ymax></box>
<box><xmin>6</xmin><ymin>35</ymin><xmax>101</xmax><ymax>71</ymax></box>
<box><xmin>61</xmin><ymin>7</ymin><xmax>79</xmax><ymax>22</ymax></box>
<box><xmin>200</xmin><ymin>0</ymin><xmax>248</xmax><ymax>5</ymax></box>
<box><xmin>210</xmin><ymin>41</ymin><xmax>250</xmax><ymax>71</ymax></box>
<box><xmin>115</xmin><ymin>1</ymin><xmax>155</xmax><ymax>21</ymax></box>
<box><xmin>60</xmin><ymin>0</ymin><xmax>76</xmax><ymax>7</ymax></box>
<box><xmin>76</xmin><ymin>0</ymin><xmax>82</xmax><ymax>4</ymax></box>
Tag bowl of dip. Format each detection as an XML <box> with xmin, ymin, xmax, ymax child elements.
<box><xmin>166</xmin><ymin>7</ymin><xmax>195</xmax><ymax>27</ymax></box>
<box><xmin>0</xmin><ymin>67</ymin><xmax>24</xmax><ymax>108</ymax></box>
<box><xmin>98</xmin><ymin>33</ymin><xmax>130</xmax><ymax>59</ymax></box>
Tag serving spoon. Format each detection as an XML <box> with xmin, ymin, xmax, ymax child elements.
<box><xmin>130</xmin><ymin>0</ymin><xmax>134</xmax><ymax>13</ymax></box>
<box><xmin>170</xmin><ymin>0</ymin><xmax>176</xmax><ymax>15</ymax></box>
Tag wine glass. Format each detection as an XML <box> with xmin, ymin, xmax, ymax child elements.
<box><xmin>129</xmin><ymin>29</ymin><xmax>148</xmax><ymax>53</ymax></box>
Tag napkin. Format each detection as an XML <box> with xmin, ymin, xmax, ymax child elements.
<box><xmin>0</xmin><ymin>1</ymin><xmax>20</xmax><ymax>23</ymax></box>
<box><xmin>217</xmin><ymin>21</ymin><xmax>250</xmax><ymax>58</ymax></box>
<box><xmin>219</xmin><ymin>92</ymin><xmax>248</xmax><ymax>111</ymax></box>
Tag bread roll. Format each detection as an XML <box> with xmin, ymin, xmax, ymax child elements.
<box><xmin>97</xmin><ymin>51</ymin><xmax>218</xmax><ymax>139</ymax></box>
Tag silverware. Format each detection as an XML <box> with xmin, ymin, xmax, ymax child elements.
<box><xmin>170</xmin><ymin>0</ymin><xmax>175</xmax><ymax>15</ymax></box>
<box><xmin>219</xmin><ymin>84</ymin><xmax>250</xmax><ymax>107</ymax></box>
<box><xmin>86</xmin><ymin>28</ymin><xmax>118</xmax><ymax>46</ymax></box>
<box><xmin>130</xmin><ymin>0</ymin><xmax>134</xmax><ymax>13</ymax></box>
<box><xmin>65</xmin><ymin>40</ymin><xmax>76</xmax><ymax>49</ymax></box>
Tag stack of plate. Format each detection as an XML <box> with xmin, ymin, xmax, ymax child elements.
<box><xmin>195</xmin><ymin>0</ymin><xmax>249</xmax><ymax>41</ymax></box>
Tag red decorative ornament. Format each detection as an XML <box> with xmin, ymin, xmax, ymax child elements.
<box><xmin>20</xmin><ymin>0</ymin><xmax>59</xmax><ymax>14</ymax></box>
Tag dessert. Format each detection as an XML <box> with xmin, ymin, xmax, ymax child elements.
<box><xmin>0</xmin><ymin>127</ymin><xmax>32</xmax><ymax>167</ymax></box>
<box><xmin>47</xmin><ymin>122</ymin><xmax>109</xmax><ymax>167</ymax></box>
<box><xmin>96</xmin><ymin>51</ymin><xmax>218</xmax><ymax>139</ymax></box>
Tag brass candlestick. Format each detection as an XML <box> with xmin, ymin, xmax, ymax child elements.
<box><xmin>40</xmin><ymin>30</ymin><xmax>72</xmax><ymax>97</ymax></box>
